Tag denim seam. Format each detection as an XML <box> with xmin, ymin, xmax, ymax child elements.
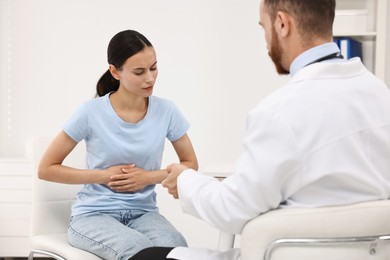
<box><xmin>68</xmin><ymin>224</ymin><xmax>119</xmax><ymax>257</ymax></box>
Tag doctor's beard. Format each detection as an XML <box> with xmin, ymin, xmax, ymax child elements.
<box><xmin>269</xmin><ymin>27</ymin><xmax>289</xmax><ymax>75</ymax></box>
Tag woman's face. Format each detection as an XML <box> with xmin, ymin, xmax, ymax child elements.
<box><xmin>114</xmin><ymin>46</ymin><xmax>158</xmax><ymax>98</ymax></box>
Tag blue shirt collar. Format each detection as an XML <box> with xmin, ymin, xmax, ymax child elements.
<box><xmin>290</xmin><ymin>42</ymin><xmax>341</xmax><ymax>77</ymax></box>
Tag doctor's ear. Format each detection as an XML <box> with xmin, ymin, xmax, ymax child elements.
<box><xmin>275</xmin><ymin>11</ymin><xmax>292</xmax><ymax>38</ymax></box>
<box><xmin>108</xmin><ymin>64</ymin><xmax>120</xmax><ymax>80</ymax></box>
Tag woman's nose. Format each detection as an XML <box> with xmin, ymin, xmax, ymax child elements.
<box><xmin>145</xmin><ymin>71</ymin><xmax>155</xmax><ymax>83</ymax></box>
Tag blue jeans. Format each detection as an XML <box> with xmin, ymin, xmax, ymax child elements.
<box><xmin>68</xmin><ymin>210</ymin><xmax>187</xmax><ymax>260</ymax></box>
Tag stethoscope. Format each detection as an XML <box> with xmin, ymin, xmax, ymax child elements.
<box><xmin>306</xmin><ymin>52</ymin><xmax>344</xmax><ymax>67</ymax></box>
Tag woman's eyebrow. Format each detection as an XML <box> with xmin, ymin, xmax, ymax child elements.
<box><xmin>133</xmin><ymin>61</ymin><xmax>158</xmax><ymax>70</ymax></box>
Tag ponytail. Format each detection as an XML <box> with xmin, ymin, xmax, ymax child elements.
<box><xmin>96</xmin><ymin>69</ymin><xmax>119</xmax><ymax>97</ymax></box>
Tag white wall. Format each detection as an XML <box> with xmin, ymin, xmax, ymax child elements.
<box><xmin>0</xmin><ymin>0</ymin><xmax>286</xmax><ymax>162</ymax></box>
<box><xmin>0</xmin><ymin>0</ymin><xmax>287</xmax><ymax>249</ymax></box>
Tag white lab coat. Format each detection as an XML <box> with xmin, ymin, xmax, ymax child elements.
<box><xmin>170</xmin><ymin>58</ymin><xmax>390</xmax><ymax>259</ymax></box>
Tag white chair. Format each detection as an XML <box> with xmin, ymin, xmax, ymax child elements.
<box><xmin>28</xmin><ymin>137</ymin><xmax>101</xmax><ymax>260</ymax></box>
<box><xmin>240</xmin><ymin>200</ymin><xmax>390</xmax><ymax>260</ymax></box>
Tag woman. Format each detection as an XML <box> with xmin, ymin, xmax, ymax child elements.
<box><xmin>38</xmin><ymin>29</ymin><xmax>198</xmax><ymax>260</ymax></box>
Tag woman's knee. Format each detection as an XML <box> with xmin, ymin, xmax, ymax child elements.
<box><xmin>68</xmin><ymin>213</ymin><xmax>155</xmax><ymax>259</ymax></box>
<box><xmin>152</xmin><ymin>227</ymin><xmax>187</xmax><ymax>247</ymax></box>
<box><xmin>68</xmin><ymin>225</ymin><xmax>154</xmax><ymax>260</ymax></box>
<box><xmin>133</xmin><ymin>212</ymin><xmax>188</xmax><ymax>247</ymax></box>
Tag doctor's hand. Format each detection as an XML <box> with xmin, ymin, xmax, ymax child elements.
<box><xmin>162</xmin><ymin>163</ymin><xmax>189</xmax><ymax>199</ymax></box>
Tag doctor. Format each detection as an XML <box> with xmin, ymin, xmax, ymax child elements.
<box><xmin>161</xmin><ymin>0</ymin><xmax>390</xmax><ymax>259</ymax></box>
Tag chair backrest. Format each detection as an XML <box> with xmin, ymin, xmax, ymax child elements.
<box><xmin>240</xmin><ymin>200</ymin><xmax>390</xmax><ymax>260</ymax></box>
<box><xmin>29</xmin><ymin>137</ymin><xmax>86</xmax><ymax>237</ymax></box>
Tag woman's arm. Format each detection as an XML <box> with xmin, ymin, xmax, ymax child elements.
<box><xmin>171</xmin><ymin>133</ymin><xmax>198</xmax><ymax>170</ymax></box>
<box><xmin>109</xmin><ymin>133</ymin><xmax>198</xmax><ymax>192</ymax></box>
<box><xmin>38</xmin><ymin>131</ymin><xmax>127</xmax><ymax>185</ymax></box>
<box><xmin>160</xmin><ymin>134</ymin><xmax>198</xmax><ymax>197</ymax></box>
<box><xmin>145</xmin><ymin>133</ymin><xmax>198</xmax><ymax>184</ymax></box>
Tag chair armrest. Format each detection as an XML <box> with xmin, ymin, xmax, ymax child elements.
<box><xmin>203</xmin><ymin>163</ymin><xmax>234</xmax><ymax>179</ymax></box>
<box><xmin>240</xmin><ymin>200</ymin><xmax>390</xmax><ymax>260</ymax></box>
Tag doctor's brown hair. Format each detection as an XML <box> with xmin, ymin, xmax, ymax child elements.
<box><xmin>96</xmin><ymin>30</ymin><xmax>153</xmax><ymax>97</ymax></box>
<box><xmin>263</xmin><ymin>0</ymin><xmax>335</xmax><ymax>42</ymax></box>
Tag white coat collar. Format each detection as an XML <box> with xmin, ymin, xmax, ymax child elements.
<box><xmin>291</xmin><ymin>57</ymin><xmax>367</xmax><ymax>83</ymax></box>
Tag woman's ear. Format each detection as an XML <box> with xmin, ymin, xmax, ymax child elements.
<box><xmin>108</xmin><ymin>64</ymin><xmax>120</xmax><ymax>80</ymax></box>
<box><xmin>275</xmin><ymin>11</ymin><xmax>292</xmax><ymax>38</ymax></box>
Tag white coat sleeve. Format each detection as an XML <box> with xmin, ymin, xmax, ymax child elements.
<box><xmin>177</xmin><ymin>108</ymin><xmax>302</xmax><ymax>234</ymax></box>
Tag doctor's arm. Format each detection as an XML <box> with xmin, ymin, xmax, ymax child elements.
<box><xmin>163</xmin><ymin>109</ymin><xmax>301</xmax><ymax>234</ymax></box>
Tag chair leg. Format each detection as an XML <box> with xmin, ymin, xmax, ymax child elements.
<box><xmin>28</xmin><ymin>249</ymin><xmax>67</xmax><ymax>260</ymax></box>
<box><xmin>28</xmin><ymin>250</ymin><xmax>34</xmax><ymax>260</ymax></box>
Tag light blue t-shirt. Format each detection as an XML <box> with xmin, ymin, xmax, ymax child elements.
<box><xmin>63</xmin><ymin>93</ymin><xmax>190</xmax><ymax>216</ymax></box>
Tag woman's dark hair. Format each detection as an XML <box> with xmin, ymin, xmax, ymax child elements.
<box><xmin>96</xmin><ymin>30</ymin><xmax>153</xmax><ymax>97</ymax></box>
